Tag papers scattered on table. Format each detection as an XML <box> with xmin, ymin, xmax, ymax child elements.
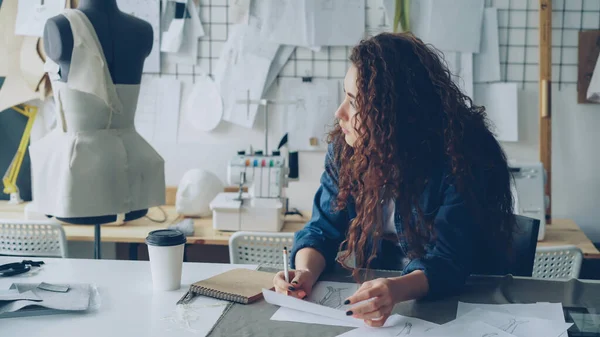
<box><xmin>117</xmin><ymin>0</ymin><xmax>162</xmax><ymax>73</ymax></box>
<box><xmin>134</xmin><ymin>76</ymin><xmax>182</xmax><ymax>143</ymax></box>
<box><xmin>427</xmin><ymin>320</ymin><xmax>515</xmax><ymax>337</ymax></box>
<box><xmin>266</xmin><ymin>285</ymin><xmax>572</xmax><ymax>337</ymax></box>
<box><xmin>337</xmin><ymin>315</ymin><xmax>439</xmax><ymax>337</ymax></box>
<box><xmin>451</xmin><ymin>307</ymin><xmax>572</xmax><ymax>337</ymax></box>
<box><xmin>456</xmin><ymin>301</ymin><xmax>566</xmax><ymax>323</ymax></box>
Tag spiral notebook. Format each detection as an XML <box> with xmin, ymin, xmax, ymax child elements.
<box><xmin>180</xmin><ymin>268</ymin><xmax>275</xmax><ymax>305</ymax></box>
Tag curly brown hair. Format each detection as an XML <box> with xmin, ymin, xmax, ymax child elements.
<box><xmin>331</xmin><ymin>32</ymin><xmax>516</xmax><ymax>276</ymax></box>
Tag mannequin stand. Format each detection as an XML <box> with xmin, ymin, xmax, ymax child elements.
<box><xmin>94</xmin><ymin>224</ymin><xmax>101</xmax><ymax>259</ymax></box>
<box><xmin>56</xmin><ymin>209</ymin><xmax>148</xmax><ymax>259</ymax></box>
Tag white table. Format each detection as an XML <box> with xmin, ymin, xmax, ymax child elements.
<box><xmin>0</xmin><ymin>257</ymin><xmax>255</xmax><ymax>336</ymax></box>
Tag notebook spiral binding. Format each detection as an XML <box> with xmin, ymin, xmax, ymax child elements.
<box><xmin>190</xmin><ymin>284</ymin><xmax>249</xmax><ymax>304</ymax></box>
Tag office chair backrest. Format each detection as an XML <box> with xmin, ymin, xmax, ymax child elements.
<box><xmin>0</xmin><ymin>219</ymin><xmax>68</xmax><ymax>258</ymax></box>
<box><xmin>510</xmin><ymin>215</ymin><xmax>541</xmax><ymax>277</ymax></box>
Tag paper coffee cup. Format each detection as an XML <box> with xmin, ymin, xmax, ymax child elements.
<box><xmin>146</xmin><ymin>229</ymin><xmax>186</xmax><ymax>291</ymax></box>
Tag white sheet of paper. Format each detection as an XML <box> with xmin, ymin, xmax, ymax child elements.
<box><xmin>263</xmin><ymin>45</ymin><xmax>295</xmax><ymax>95</ymax></box>
<box><xmin>161</xmin><ymin>18</ymin><xmax>185</xmax><ymax>53</ymax></box>
<box><xmin>183</xmin><ymin>74</ymin><xmax>222</xmax><ymax>132</ymax></box>
<box><xmin>456</xmin><ymin>302</ymin><xmax>566</xmax><ymax>323</ymax></box>
<box><xmin>306</xmin><ymin>281</ymin><xmax>359</xmax><ymax>310</ymax></box>
<box><xmin>263</xmin><ymin>288</ymin><xmax>366</xmax><ymax>327</ymax></box>
<box><xmin>117</xmin><ymin>0</ymin><xmax>161</xmax><ymax>73</ymax></box>
<box><xmin>446</xmin><ymin>52</ymin><xmax>474</xmax><ymax>99</ymax></box>
<box><xmin>134</xmin><ymin>76</ymin><xmax>182</xmax><ymax>143</ymax></box>
<box><xmin>15</xmin><ymin>0</ymin><xmax>66</xmax><ymax>37</ymax></box>
<box><xmin>407</xmin><ymin>0</ymin><xmax>432</xmax><ymax>39</ymax></box>
<box><xmin>277</xmin><ymin>78</ymin><xmax>339</xmax><ymax>151</ymax></box>
<box><xmin>587</xmin><ymin>53</ymin><xmax>600</xmax><ymax>102</ymax></box>
<box><xmin>427</xmin><ymin>320</ymin><xmax>516</xmax><ymax>337</ymax></box>
<box><xmin>259</xmin><ymin>0</ymin><xmax>312</xmax><ymax>48</ymax></box>
<box><xmin>474</xmin><ymin>83</ymin><xmax>518</xmax><ymax>142</ymax></box>
<box><xmin>474</xmin><ymin>8</ymin><xmax>501</xmax><ymax>82</ymax></box>
<box><xmin>162</xmin><ymin>0</ymin><xmax>205</xmax><ymax>67</ymax></box>
<box><xmin>426</xmin><ymin>0</ymin><xmax>484</xmax><ymax>53</ymax></box>
<box><xmin>336</xmin><ymin>314</ymin><xmax>439</xmax><ymax>337</ymax></box>
<box><xmin>271</xmin><ymin>307</ymin><xmax>358</xmax><ymax>327</ymax></box>
<box><xmin>310</xmin><ymin>0</ymin><xmax>365</xmax><ymax>46</ymax></box>
<box><xmin>229</xmin><ymin>0</ymin><xmax>251</xmax><ymax>24</ymax></box>
<box><xmin>449</xmin><ymin>308</ymin><xmax>572</xmax><ymax>337</ymax></box>
<box><xmin>215</xmin><ymin>21</ymin><xmax>279</xmax><ymax>128</ymax></box>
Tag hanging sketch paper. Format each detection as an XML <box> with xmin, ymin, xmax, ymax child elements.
<box><xmin>310</xmin><ymin>0</ymin><xmax>365</xmax><ymax>46</ymax></box>
<box><xmin>257</xmin><ymin>0</ymin><xmax>312</xmax><ymax>48</ymax></box>
<box><xmin>277</xmin><ymin>78</ymin><xmax>339</xmax><ymax>151</ymax></box>
<box><xmin>263</xmin><ymin>45</ymin><xmax>295</xmax><ymax>95</ymax></box>
<box><xmin>134</xmin><ymin>76</ymin><xmax>182</xmax><ymax>143</ymax></box>
<box><xmin>214</xmin><ymin>19</ymin><xmax>279</xmax><ymax>128</ymax></box>
<box><xmin>426</xmin><ymin>0</ymin><xmax>484</xmax><ymax>53</ymax></box>
<box><xmin>117</xmin><ymin>0</ymin><xmax>161</xmax><ymax>73</ymax></box>
<box><xmin>474</xmin><ymin>8</ymin><xmax>501</xmax><ymax>82</ymax></box>
<box><xmin>474</xmin><ymin>83</ymin><xmax>518</xmax><ymax>142</ymax></box>
<box><xmin>456</xmin><ymin>302</ymin><xmax>566</xmax><ymax>323</ymax></box>
<box><xmin>161</xmin><ymin>0</ymin><xmax>205</xmax><ymax>68</ymax></box>
<box><xmin>449</xmin><ymin>308</ymin><xmax>572</xmax><ymax>337</ymax></box>
<box><xmin>335</xmin><ymin>314</ymin><xmax>439</xmax><ymax>337</ymax></box>
<box><xmin>15</xmin><ymin>0</ymin><xmax>66</xmax><ymax>37</ymax></box>
<box><xmin>258</xmin><ymin>0</ymin><xmax>363</xmax><ymax>49</ymax></box>
<box><xmin>446</xmin><ymin>52</ymin><xmax>474</xmax><ymax>99</ymax></box>
<box><xmin>183</xmin><ymin>74</ymin><xmax>222</xmax><ymax>132</ymax></box>
<box><xmin>229</xmin><ymin>0</ymin><xmax>251</xmax><ymax>24</ymax></box>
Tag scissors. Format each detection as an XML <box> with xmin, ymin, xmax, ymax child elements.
<box><xmin>0</xmin><ymin>260</ymin><xmax>44</xmax><ymax>277</ymax></box>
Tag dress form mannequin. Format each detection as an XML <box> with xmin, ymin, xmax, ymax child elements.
<box><xmin>38</xmin><ymin>0</ymin><xmax>164</xmax><ymax>258</ymax></box>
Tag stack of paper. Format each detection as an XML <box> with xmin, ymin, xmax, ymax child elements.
<box><xmin>263</xmin><ymin>280</ymin><xmax>573</xmax><ymax>337</ymax></box>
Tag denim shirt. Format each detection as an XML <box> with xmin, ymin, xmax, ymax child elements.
<box><xmin>290</xmin><ymin>143</ymin><xmax>503</xmax><ymax>300</ymax></box>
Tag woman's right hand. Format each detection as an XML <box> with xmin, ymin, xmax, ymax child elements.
<box><xmin>273</xmin><ymin>269</ymin><xmax>317</xmax><ymax>299</ymax></box>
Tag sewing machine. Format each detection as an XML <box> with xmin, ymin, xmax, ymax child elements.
<box><xmin>510</xmin><ymin>162</ymin><xmax>548</xmax><ymax>241</ymax></box>
<box><xmin>210</xmin><ymin>152</ymin><xmax>288</xmax><ymax>232</ymax></box>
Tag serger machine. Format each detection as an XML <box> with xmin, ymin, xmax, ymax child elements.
<box><xmin>210</xmin><ymin>151</ymin><xmax>288</xmax><ymax>232</ymax></box>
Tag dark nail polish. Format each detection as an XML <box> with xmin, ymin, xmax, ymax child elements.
<box><xmin>292</xmin><ymin>281</ymin><xmax>298</xmax><ymax>284</ymax></box>
<box><xmin>343</xmin><ymin>299</ymin><xmax>350</xmax><ymax>305</ymax></box>
<box><xmin>288</xmin><ymin>286</ymin><xmax>295</xmax><ymax>291</ymax></box>
<box><xmin>346</xmin><ymin>311</ymin><xmax>353</xmax><ymax>316</ymax></box>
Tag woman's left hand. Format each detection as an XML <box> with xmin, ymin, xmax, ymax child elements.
<box><xmin>344</xmin><ymin>278</ymin><xmax>399</xmax><ymax>327</ymax></box>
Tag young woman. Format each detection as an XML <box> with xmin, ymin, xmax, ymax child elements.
<box><xmin>273</xmin><ymin>32</ymin><xmax>516</xmax><ymax>327</ymax></box>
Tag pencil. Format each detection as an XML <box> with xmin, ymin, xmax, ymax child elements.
<box><xmin>283</xmin><ymin>247</ymin><xmax>290</xmax><ymax>283</ymax></box>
